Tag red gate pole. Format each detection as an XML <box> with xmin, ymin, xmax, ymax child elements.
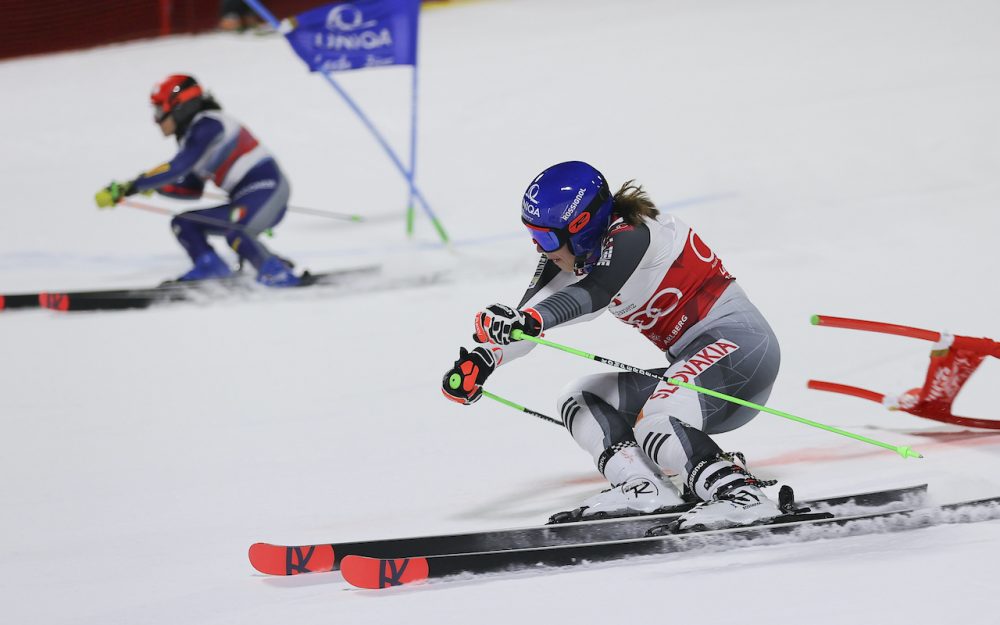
<box><xmin>808</xmin><ymin>314</ymin><xmax>1000</xmax><ymax>429</ymax></box>
<box><xmin>810</xmin><ymin>314</ymin><xmax>940</xmax><ymax>342</ymax></box>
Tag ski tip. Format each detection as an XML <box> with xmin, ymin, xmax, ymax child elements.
<box><xmin>248</xmin><ymin>543</ymin><xmax>286</xmax><ymax>575</ymax></box>
<box><xmin>810</xmin><ymin>314</ymin><xmax>821</xmax><ymax>325</ymax></box>
<box><xmin>248</xmin><ymin>543</ymin><xmax>336</xmax><ymax>576</ymax></box>
<box><xmin>341</xmin><ymin>555</ymin><xmax>429</xmax><ymax>589</ymax></box>
<box><xmin>0</xmin><ymin>295</ymin><xmax>5</xmax><ymax>311</ymax></box>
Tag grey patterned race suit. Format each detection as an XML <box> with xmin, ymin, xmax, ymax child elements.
<box><xmin>478</xmin><ymin>213</ymin><xmax>780</xmax><ymax>483</ymax></box>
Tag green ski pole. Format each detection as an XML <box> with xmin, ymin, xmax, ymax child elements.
<box><xmin>446</xmin><ymin>372</ymin><xmax>561</xmax><ymax>426</ymax></box>
<box><xmin>511</xmin><ymin>330</ymin><xmax>923</xmax><ymax>459</ymax></box>
<box><xmin>482</xmin><ymin>390</ymin><xmax>562</xmax><ymax>426</ymax></box>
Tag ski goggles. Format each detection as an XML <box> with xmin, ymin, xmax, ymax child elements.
<box><xmin>153</xmin><ymin>105</ymin><xmax>170</xmax><ymax>123</ymax></box>
<box><xmin>524</xmin><ymin>222</ymin><xmax>573</xmax><ymax>253</ymax></box>
<box><xmin>522</xmin><ymin>182</ymin><xmax>610</xmax><ymax>254</ymax></box>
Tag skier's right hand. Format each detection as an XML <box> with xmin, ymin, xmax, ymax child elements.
<box><xmin>442</xmin><ymin>346</ymin><xmax>497</xmax><ymax>405</ymax></box>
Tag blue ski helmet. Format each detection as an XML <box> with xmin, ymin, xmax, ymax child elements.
<box><xmin>521</xmin><ymin>161</ymin><xmax>613</xmax><ymax>273</ymax></box>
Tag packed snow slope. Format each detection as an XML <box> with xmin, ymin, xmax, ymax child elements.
<box><xmin>2</xmin><ymin>1</ymin><xmax>999</xmax><ymax>623</ymax></box>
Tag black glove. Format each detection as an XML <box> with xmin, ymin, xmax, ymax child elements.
<box><xmin>472</xmin><ymin>304</ymin><xmax>542</xmax><ymax>345</ymax></box>
<box><xmin>442</xmin><ymin>347</ymin><xmax>497</xmax><ymax>405</ymax></box>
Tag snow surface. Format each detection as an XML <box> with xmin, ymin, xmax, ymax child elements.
<box><xmin>2</xmin><ymin>0</ymin><xmax>1000</xmax><ymax>623</ymax></box>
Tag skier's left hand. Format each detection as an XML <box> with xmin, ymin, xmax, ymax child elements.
<box><xmin>473</xmin><ymin>304</ymin><xmax>542</xmax><ymax>345</ymax></box>
<box><xmin>95</xmin><ymin>180</ymin><xmax>138</xmax><ymax>208</ymax></box>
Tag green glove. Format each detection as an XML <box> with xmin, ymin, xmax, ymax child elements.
<box><xmin>95</xmin><ymin>180</ymin><xmax>137</xmax><ymax>209</ymax></box>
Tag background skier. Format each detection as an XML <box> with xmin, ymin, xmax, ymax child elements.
<box><xmin>95</xmin><ymin>74</ymin><xmax>300</xmax><ymax>286</ymax></box>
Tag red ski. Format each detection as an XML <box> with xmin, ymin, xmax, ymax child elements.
<box><xmin>248</xmin><ymin>543</ymin><xmax>336</xmax><ymax>576</ymax></box>
<box><xmin>247</xmin><ymin>484</ymin><xmax>925</xmax><ymax>577</ymax></box>
<box><xmin>340</xmin><ymin>556</ymin><xmax>430</xmax><ymax>589</ymax></box>
<box><xmin>808</xmin><ymin>314</ymin><xmax>1000</xmax><ymax>429</ymax></box>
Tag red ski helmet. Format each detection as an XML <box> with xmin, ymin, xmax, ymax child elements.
<box><xmin>150</xmin><ymin>74</ymin><xmax>203</xmax><ymax>125</ymax></box>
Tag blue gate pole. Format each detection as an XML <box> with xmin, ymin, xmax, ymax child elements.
<box><xmin>243</xmin><ymin>0</ymin><xmax>449</xmax><ymax>244</ymax></box>
<box><xmin>405</xmin><ymin>65</ymin><xmax>419</xmax><ymax>237</ymax></box>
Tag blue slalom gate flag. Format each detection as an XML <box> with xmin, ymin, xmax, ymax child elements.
<box><xmin>282</xmin><ymin>0</ymin><xmax>420</xmax><ymax>73</ymax></box>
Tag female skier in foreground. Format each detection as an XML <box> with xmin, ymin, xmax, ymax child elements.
<box><xmin>443</xmin><ymin>161</ymin><xmax>782</xmax><ymax>530</ymax></box>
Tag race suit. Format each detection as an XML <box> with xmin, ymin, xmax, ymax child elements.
<box><xmin>480</xmin><ymin>213</ymin><xmax>780</xmax><ymax>479</ymax></box>
<box><xmin>131</xmin><ymin>110</ymin><xmax>290</xmax><ymax>269</ymax></box>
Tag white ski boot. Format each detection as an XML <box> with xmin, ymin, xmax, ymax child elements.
<box><xmin>549</xmin><ymin>444</ymin><xmax>688</xmax><ymax>523</ymax></box>
<box><xmin>674</xmin><ymin>453</ymin><xmax>781</xmax><ymax>531</ymax></box>
<box><xmin>577</xmin><ymin>474</ymin><xmax>687</xmax><ymax>519</ymax></box>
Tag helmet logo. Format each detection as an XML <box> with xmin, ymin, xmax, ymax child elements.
<box><xmin>525</xmin><ymin>184</ymin><xmax>540</xmax><ymax>203</ymax></box>
<box><xmin>522</xmin><ymin>183</ymin><xmax>542</xmax><ymax>217</ymax></box>
<box><xmin>568</xmin><ymin>212</ymin><xmax>590</xmax><ymax>233</ymax></box>
<box><xmin>560</xmin><ymin>187</ymin><xmax>587</xmax><ymax>221</ymax></box>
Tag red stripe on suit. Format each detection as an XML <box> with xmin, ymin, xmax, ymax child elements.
<box><xmin>212</xmin><ymin>128</ymin><xmax>260</xmax><ymax>187</ymax></box>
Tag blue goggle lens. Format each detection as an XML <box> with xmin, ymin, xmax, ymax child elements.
<box><xmin>527</xmin><ymin>227</ymin><xmax>564</xmax><ymax>253</ymax></box>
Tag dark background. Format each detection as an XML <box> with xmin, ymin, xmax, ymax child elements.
<box><xmin>0</xmin><ymin>1</ymin><xmax>447</xmax><ymax>60</ymax></box>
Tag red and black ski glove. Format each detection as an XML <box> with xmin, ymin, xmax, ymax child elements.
<box><xmin>442</xmin><ymin>346</ymin><xmax>497</xmax><ymax>405</ymax></box>
<box><xmin>473</xmin><ymin>304</ymin><xmax>542</xmax><ymax>345</ymax></box>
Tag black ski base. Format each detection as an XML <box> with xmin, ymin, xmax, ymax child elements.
<box><xmin>547</xmin><ymin>502</ymin><xmax>694</xmax><ymax>525</ymax></box>
<box><xmin>647</xmin><ymin>511</ymin><xmax>835</xmax><ymax>536</ymax></box>
<box><xmin>340</xmin><ymin>492</ymin><xmax>1000</xmax><ymax>588</ymax></box>
<box><xmin>1</xmin><ymin>265</ymin><xmax>379</xmax><ymax>312</ymax></box>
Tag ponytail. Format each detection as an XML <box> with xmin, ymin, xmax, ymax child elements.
<box><xmin>612</xmin><ymin>180</ymin><xmax>659</xmax><ymax>225</ymax></box>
